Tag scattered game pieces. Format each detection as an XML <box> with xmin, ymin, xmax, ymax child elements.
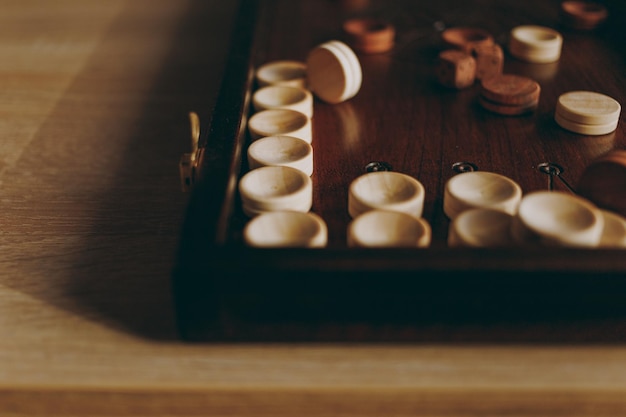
<box><xmin>509</xmin><ymin>25</ymin><xmax>563</xmax><ymax>63</ymax></box>
<box><xmin>347</xmin><ymin>210</ymin><xmax>431</xmax><ymax>248</ymax></box>
<box><xmin>243</xmin><ymin>211</ymin><xmax>328</xmax><ymax>248</ymax></box>
<box><xmin>560</xmin><ymin>1</ymin><xmax>608</xmax><ymax>30</ymax></box>
<box><xmin>306</xmin><ymin>40</ymin><xmax>362</xmax><ymax>103</ymax></box>
<box><xmin>436</xmin><ymin>49</ymin><xmax>476</xmax><ymax>89</ymax></box>
<box><xmin>342</xmin><ymin>17</ymin><xmax>395</xmax><ymax>54</ymax></box>
<box><xmin>436</xmin><ymin>27</ymin><xmax>502</xmax><ymax>88</ymax></box>
<box><xmin>479</xmin><ymin>74</ymin><xmax>540</xmax><ymax>115</ymax></box>
<box><xmin>244</xmin><ymin>9</ymin><xmax>622</xmax><ymax>251</ymax></box>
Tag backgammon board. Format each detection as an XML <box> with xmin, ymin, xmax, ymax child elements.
<box><xmin>172</xmin><ymin>0</ymin><xmax>626</xmax><ymax>341</ymax></box>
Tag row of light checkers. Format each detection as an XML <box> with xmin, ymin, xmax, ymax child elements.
<box><xmin>241</xmin><ymin>39</ymin><xmax>360</xmax><ymax>247</ymax></box>
<box><xmin>236</xmin><ymin>0</ymin><xmax>624</xmax><ymax>249</ymax></box>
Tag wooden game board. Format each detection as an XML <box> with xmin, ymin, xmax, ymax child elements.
<box><xmin>173</xmin><ymin>0</ymin><xmax>626</xmax><ymax>341</ymax></box>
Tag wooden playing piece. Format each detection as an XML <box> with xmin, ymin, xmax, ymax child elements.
<box><xmin>554</xmin><ymin>111</ymin><xmax>619</xmax><ymax>135</ymax></box>
<box><xmin>342</xmin><ymin>17</ymin><xmax>395</xmax><ymax>54</ymax></box>
<box><xmin>306</xmin><ymin>40</ymin><xmax>362</xmax><ymax>103</ymax></box>
<box><xmin>247</xmin><ymin>108</ymin><xmax>312</xmax><ymax>142</ymax></box>
<box><xmin>560</xmin><ymin>1</ymin><xmax>608</xmax><ymax>30</ymax></box>
<box><xmin>516</xmin><ymin>191</ymin><xmax>604</xmax><ymax>247</ymax></box>
<box><xmin>443</xmin><ymin>171</ymin><xmax>523</xmax><ymax>220</ymax></box>
<box><xmin>479</xmin><ymin>94</ymin><xmax>539</xmax><ymax>116</ymax></box>
<box><xmin>348</xmin><ymin>171</ymin><xmax>425</xmax><ymax>219</ymax></box>
<box><xmin>480</xmin><ymin>74</ymin><xmax>540</xmax><ymax>105</ymax></box>
<box><xmin>436</xmin><ymin>49</ymin><xmax>476</xmax><ymax>89</ymax></box>
<box><xmin>556</xmin><ymin>90</ymin><xmax>621</xmax><ymax>125</ymax></box>
<box><xmin>448</xmin><ymin>208</ymin><xmax>516</xmax><ymax>248</ymax></box>
<box><xmin>238</xmin><ymin>166</ymin><xmax>313</xmax><ymax>216</ymax></box>
<box><xmin>247</xmin><ymin>135</ymin><xmax>314</xmax><ymax>176</ymax></box>
<box><xmin>255</xmin><ymin>60</ymin><xmax>307</xmax><ymax>88</ymax></box>
<box><xmin>509</xmin><ymin>25</ymin><xmax>563</xmax><ymax>63</ymax></box>
<box><xmin>598</xmin><ymin>209</ymin><xmax>626</xmax><ymax>248</ymax></box>
<box><xmin>577</xmin><ymin>150</ymin><xmax>626</xmax><ymax>217</ymax></box>
<box><xmin>347</xmin><ymin>210</ymin><xmax>431</xmax><ymax>248</ymax></box>
<box><xmin>243</xmin><ymin>211</ymin><xmax>328</xmax><ymax>248</ymax></box>
<box><xmin>252</xmin><ymin>85</ymin><xmax>314</xmax><ymax>118</ymax></box>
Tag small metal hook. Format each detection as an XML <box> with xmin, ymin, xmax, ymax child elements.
<box><xmin>537</xmin><ymin>162</ymin><xmax>575</xmax><ymax>193</ymax></box>
<box><xmin>452</xmin><ymin>161</ymin><xmax>478</xmax><ymax>173</ymax></box>
<box><xmin>365</xmin><ymin>161</ymin><xmax>393</xmax><ymax>172</ymax></box>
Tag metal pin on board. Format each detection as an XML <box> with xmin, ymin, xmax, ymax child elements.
<box><xmin>365</xmin><ymin>161</ymin><xmax>393</xmax><ymax>172</ymax></box>
<box><xmin>537</xmin><ymin>162</ymin><xmax>575</xmax><ymax>193</ymax></box>
<box><xmin>452</xmin><ymin>161</ymin><xmax>478</xmax><ymax>173</ymax></box>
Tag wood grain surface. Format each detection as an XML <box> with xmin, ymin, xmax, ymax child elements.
<box><xmin>2</xmin><ymin>0</ymin><xmax>626</xmax><ymax>415</ymax></box>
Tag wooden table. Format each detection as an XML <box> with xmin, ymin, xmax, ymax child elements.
<box><xmin>2</xmin><ymin>0</ymin><xmax>626</xmax><ymax>415</ymax></box>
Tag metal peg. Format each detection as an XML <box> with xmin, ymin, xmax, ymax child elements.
<box><xmin>452</xmin><ymin>161</ymin><xmax>478</xmax><ymax>173</ymax></box>
<box><xmin>537</xmin><ymin>162</ymin><xmax>575</xmax><ymax>193</ymax></box>
<box><xmin>365</xmin><ymin>161</ymin><xmax>393</xmax><ymax>172</ymax></box>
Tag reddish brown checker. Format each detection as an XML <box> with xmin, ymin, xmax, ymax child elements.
<box><xmin>478</xmin><ymin>94</ymin><xmax>539</xmax><ymax>115</ymax></box>
<box><xmin>342</xmin><ymin>17</ymin><xmax>395</xmax><ymax>54</ymax></box>
<box><xmin>480</xmin><ymin>74</ymin><xmax>541</xmax><ymax>105</ymax></box>
<box><xmin>577</xmin><ymin>149</ymin><xmax>626</xmax><ymax>217</ymax></box>
<box><xmin>441</xmin><ymin>27</ymin><xmax>494</xmax><ymax>53</ymax></box>
<box><xmin>560</xmin><ymin>1</ymin><xmax>608</xmax><ymax>30</ymax></box>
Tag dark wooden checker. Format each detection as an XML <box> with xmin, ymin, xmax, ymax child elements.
<box><xmin>172</xmin><ymin>0</ymin><xmax>626</xmax><ymax>341</ymax></box>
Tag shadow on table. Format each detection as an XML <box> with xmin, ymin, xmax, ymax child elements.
<box><xmin>2</xmin><ymin>0</ymin><xmax>237</xmax><ymax>341</ymax></box>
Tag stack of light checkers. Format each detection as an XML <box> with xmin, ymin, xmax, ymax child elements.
<box><xmin>479</xmin><ymin>74</ymin><xmax>541</xmax><ymax>115</ymax></box>
<box><xmin>555</xmin><ymin>90</ymin><xmax>621</xmax><ymax>136</ymax></box>
<box><xmin>346</xmin><ymin>171</ymin><xmax>431</xmax><ymax>248</ymax></box>
<box><xmin>240</xmin><ymin>39</ymin><xmax>363</xmax><ymax>248</ymax></box>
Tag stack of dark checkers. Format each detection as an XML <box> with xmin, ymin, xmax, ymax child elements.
<box><xmin>478</xmin><ymin>74</ymin><xmax>541</xmax><ymax>115</ymax></box>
